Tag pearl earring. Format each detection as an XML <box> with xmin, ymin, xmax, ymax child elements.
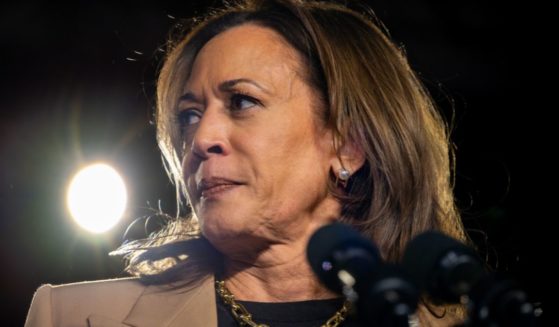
<box><xmin>339</xmin><ymin>168</ymin><xmax>351</xmax><ymax>181</ymax></box>
<box><xmin>337</xmin><ymin>168</ymin><xmax>351</xmax><ymax>188</ymax></box>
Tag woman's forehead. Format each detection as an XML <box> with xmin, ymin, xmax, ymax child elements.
<box><xmin>184</xmin><ymin>24</ymin><xmax>304</xmax><ymax>93</ymax></box>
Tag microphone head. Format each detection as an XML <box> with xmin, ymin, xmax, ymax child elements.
<box><xmin>467</xmin><ymin>278</ymin><xmax>537</xmax><ymax>327</ymax></box>
<box><xmin>361</xmin><ymin>263</ymin><xmax>420</xmax><ymax>325</ymax></box>
<box><xmin>402</xmin><ymin>231</ymin><xmax>484</xmax><ymax>304</ymax></box>
<box><xmin>307</xmin><ymin>222</ymin><xmax>381</xmax><ymax>294</ymax></box>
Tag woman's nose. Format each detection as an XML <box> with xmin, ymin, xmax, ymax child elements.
<box><xmin>188</xmin><ymin>108</ymin><xmax>230</xmax><ymax>164</ymax></box>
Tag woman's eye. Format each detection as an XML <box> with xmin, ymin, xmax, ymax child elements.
<box><xmin>177</xmin><ymin>110</ymin><xmax>201</xmax><ymax>127</ymax></box>
<box><xmin>230</xmin><ymin>93</ymin><xmax>259</xmax><ymax>111</ymax></box>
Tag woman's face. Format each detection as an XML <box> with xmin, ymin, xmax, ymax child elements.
<box><xmin>179</xmin><ymin>24</ymin><xmax>339</xmax><ymax>252</ymax></box>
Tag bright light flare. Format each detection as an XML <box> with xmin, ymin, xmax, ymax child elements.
<box><xmin>66</xmin><ymin>163</ymin><xmax>127</xmax><ymax>233</ymax></box>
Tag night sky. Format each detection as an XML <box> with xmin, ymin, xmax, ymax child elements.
<box><xmin>1</xmin><ymin>1</ymin><xmax>546</xmax><ymax>325</ymax></box>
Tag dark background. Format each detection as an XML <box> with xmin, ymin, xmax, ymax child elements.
<box><xmin>0</xmin><ymin>0</ymin><xmax>546</xmax><ymax>325</ymax></box>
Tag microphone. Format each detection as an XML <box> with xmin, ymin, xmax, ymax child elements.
<box><xmin>307</xmin><ymin>223</ymin><xmax>419</xmax><ymax>326</ymax></box>
<box><xmin>307</xmin><ymin>222</ymin><xmax>381</xmax><ymax>298</ymax></box>
<box><xmin>467</xmin><ymin>276</ymin><xmax>537</xmax><ymax>327</ymax></box>
<box><xmin>402</xmin><ymin>231</ymin><xmax>537</xmax><ymax>326</ymax></box>
<box><xmin>402</xmin><ymin>231</ymin><xmax>484</xmax><ymax>304</ymax></box>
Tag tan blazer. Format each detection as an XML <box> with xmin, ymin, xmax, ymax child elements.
<box><xmin>25</xmin><ymin>275</ymin><xmax>460</xmax><ymax>327</ymax></box>
<box><xmin>25</xmin><ymin>276</ymin><xmax>217</xmax><ymax>327</ymax></box>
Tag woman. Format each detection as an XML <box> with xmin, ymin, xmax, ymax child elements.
<box><xmin>26</xmin><ymin>0</ymin><xmax>468</xmax><ymax>326</ymax></box>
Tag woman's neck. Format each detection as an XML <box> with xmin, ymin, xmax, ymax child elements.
<box><xmin>215</xmin><ymin>200</ymin><xmax>342</xmax><ymax>302</ymax></box>
<box><xmin>220</xmin><ymin>242</ymin><xmax>339</xmax><ymax>302</ymax></box>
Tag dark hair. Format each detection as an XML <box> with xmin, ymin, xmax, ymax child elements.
<box><xmin>115</xmin><ymin>0</ymin><xmax>468</xmax><ymax>322</ymax></box>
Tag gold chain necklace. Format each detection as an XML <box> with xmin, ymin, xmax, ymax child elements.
<box><xmin>215</xmin><ymin>280</ymin><xmax>351</xmax><ymax>327</ymax></box>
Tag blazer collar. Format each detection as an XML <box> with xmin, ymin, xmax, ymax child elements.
<box><xmin>88</xmin><ymin>276</ymin><xmax>217</xmax><ymax>327</ymax></box>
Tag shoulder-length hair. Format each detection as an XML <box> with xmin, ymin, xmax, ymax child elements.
<box><xmin>116</xmin><ymin>0</ymin><xmax>467</xmax><ymax>318</ymax></box>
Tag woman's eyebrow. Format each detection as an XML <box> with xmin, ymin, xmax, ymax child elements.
<box><xmin>178</xmin><ymin>92</ymin><xmax>200</xmax><ymax>103</ymax></box>
<box><xmin>179</xmin><ymin>78</ymin><xmax>271</xmax><ymax>102</ymax></box>
<box><xmin>219</xmin><ymin>78</ymin><xmax>271</xmax><ymax>94</ymax></box>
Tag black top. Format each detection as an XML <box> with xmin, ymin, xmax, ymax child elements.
<box><xmin>216</xmin><ymin>296</ymin><xmax>364</xmax><ymax>327</ymax></box>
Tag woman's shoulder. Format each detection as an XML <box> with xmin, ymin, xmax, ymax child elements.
<box><xmin>25</xmin><ymin>276</ymin><xmax>217</xmax><ymax>327</ymax></box>
<box><xmin>26</xmin><ymin>277</ymin><xmax>147</xmax><ymax>327</ymax></box>
<box><xmin>39</xmin><ymin>276</ymin><xmax>146</xmax><ymax>299</ymax></box>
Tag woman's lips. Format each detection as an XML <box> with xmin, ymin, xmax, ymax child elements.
<box><xmin>197</xmin><ymin>177</ymin><xmax>242</xmax><ymax>200</ymax></box>
<box><xmin>201</xmin><ymin>183</ymin><xmax>239</xmax><ymax>199</ymax></box>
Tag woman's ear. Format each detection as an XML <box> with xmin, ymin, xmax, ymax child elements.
<box><xmin>330</xmin><ymin>138</ymin><xmax>366</xmax><ymax>180</ymax></box>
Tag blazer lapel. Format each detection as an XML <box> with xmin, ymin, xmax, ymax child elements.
<box><xmin>121</xmin><ymin>276</ymin><xmax>217</xmax><ymax>327</ymax></box>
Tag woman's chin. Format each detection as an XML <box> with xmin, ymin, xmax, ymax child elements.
<box><xmin>201</xmin><ymin>221</ymin><xmax>270</xmax><ymax>256</ymax></box>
